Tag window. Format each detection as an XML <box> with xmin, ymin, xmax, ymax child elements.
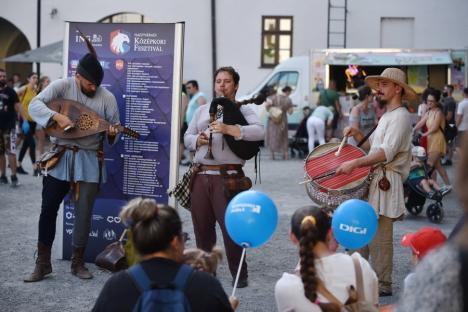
<box><xmin>263</xmin><ymin>71</ymin><xmax>299</xmax><ymax>94</ymax></box>
<box><xmin>99</xmin><ymin>12</ymin><xmax>154</xmax><ymax>23</ymax></box>
<box><xmin>261</xmin><ymin>16</ymin><xmax>293</xmax><ymax>68</ymax></box>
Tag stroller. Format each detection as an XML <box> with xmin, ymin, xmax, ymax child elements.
<box><xmin>403</xmin><ymin>146</ymin><xmax>450</xmax><ymax>223</ymax></box>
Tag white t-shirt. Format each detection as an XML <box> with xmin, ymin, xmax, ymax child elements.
<box><xmin>418</xmin><ymin>103</ymin><xmax>428</xmax><ymax>117</ymax></box>
<box><xmin>275</xmin><ymin>253</ymin><xmax>378</xmax><ymax>312</ymax></box>
<box><xmin>457</xmin><ymin>98</ymin><xmax>468</xmax><ymax>131</ymax></box>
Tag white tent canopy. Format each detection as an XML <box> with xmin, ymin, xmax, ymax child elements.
<box><xmin>3</xmin><ymin>41</ymin><xmax>62</xmax><ymax>64</ymax></box>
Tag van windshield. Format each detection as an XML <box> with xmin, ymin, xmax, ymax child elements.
<box><xmin>264</xmin><ymin>71</ymin><xmax>298</xmax><ymax>94</ymax></box>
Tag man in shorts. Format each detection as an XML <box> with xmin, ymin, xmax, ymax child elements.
<box><xmin>0</xmin><ymin>68</ymin><xmax>19</xmax><ymax>187</ymax></box>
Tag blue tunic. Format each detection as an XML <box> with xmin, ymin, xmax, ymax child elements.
<box><xmin>29</xmin><ymin>78</ymin><xmax>120</xmax><ymax>183</ymax></box>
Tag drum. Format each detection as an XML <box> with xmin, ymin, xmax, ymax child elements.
<box><xmin>304</xmin><ymin>142</ymin><xmax>372</xmax><ymax>207</ymax></box>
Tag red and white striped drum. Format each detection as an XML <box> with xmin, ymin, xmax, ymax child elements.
<box><xmin>304</xmin><ymin>142</ymin><xmax>372</xmax><ymax>207</ymax></box>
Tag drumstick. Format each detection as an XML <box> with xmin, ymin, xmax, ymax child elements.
<box><xmin>299</xmin><ymin>169</ymin><xmax>337</xmax><ymax>184</ymax></box>
<box><xmin>335</xmin><ymin>136</ymin><xmax>348</xmax><ymax>156</ymax></box>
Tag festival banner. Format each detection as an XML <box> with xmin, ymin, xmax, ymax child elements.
<box><xmin>58</xmin><ymin>22</ymin><xmax>184</xmax><ymax>262</ymax></box>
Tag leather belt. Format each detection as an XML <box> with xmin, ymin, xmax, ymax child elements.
<box><xmin>199</xmin><ymin>164</ymin><xmax>243</xmax><ymax>171</ymax></box>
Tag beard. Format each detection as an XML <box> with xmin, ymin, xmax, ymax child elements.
<box><xmin>375</xmin><ymin>95</ymin><xmax>387</xmax><ymax>108</ymax></box>
<box><xmin>80</xmin><ymin>85</ymin><xmax>97</xmax><ymax>98</ymax></box>
<box><xmin>0</xmin><ymin>80</ymin><xmax>6</xmax><ymax>88</ymax></box>
<box><xmin>81</xmin><ymin>86</ymin><xmax>96</xmax><ymax>98</ymax></box>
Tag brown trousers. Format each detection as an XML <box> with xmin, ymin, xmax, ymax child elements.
<box><xmin>190</xmin><ymin>173</ymin><xmax>248</xmax><ymax>279</ymax></box>
<box><xmin>358</xmin><ymin>215</ymin><xmax>393</xmax><ymax>293</ymax></box>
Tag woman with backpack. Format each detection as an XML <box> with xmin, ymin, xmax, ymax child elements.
<box><xmin>275</xmin><ymin>206</ymin><xmax>378</xmax><ymax>312</ymax></box>
<box><xmin>93</xmin><ymin>198</ymin><xmax>235</xmax><ymax>312</ymax></box>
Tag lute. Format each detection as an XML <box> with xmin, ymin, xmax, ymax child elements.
<box><xmin>45</xmin><ymin>98</ymin><xmax>140</xmax><ymax>139</ymax></box>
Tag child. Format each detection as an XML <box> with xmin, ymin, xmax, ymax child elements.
<box><xmin>183</xmin><ymin>247</ymin><xmax>240</xmax><ymax>310</ymax></box>
<box><xmin>400</xmin><ymin>227</ymin><xmax>447</xmax><ymax>291</ymax></box>
<box><xmin>408</xmin><ymin>146</ymin><xmax>451</xmax><ymax>199</ymax></box>
<box><xmin>183</xmin><ymin>246</ymin><xmax>223</xmax><ymax>275</ymax></box>
<box><xmin>275</xmin><ymin>206</ymin><xmax>378</xmax><ymax>312</ymax></box>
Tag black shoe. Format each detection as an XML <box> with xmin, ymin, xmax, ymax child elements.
<box><xmin>17</xmin><ymin>166</ymin><xmax>29</xmax><ymax>175</ymax></box>
<box><xmin>10</xmin><ymin>175</ymin><xmax>19</xmax><ymax>188</ymax></box>
<box><xmin>33</xmin><ymin>168</ymin><xmax>42</xmax><ymax>177</ymax></box>
<box><xmin>379</xmin><ymin>290</ymin><xmax>392</xmax><ymax>297</ymax></box>
<box><xmin>233</xmin><ymin>277</ymin><xmax>248</xmax><ymax>288</ymax></box>
<box><xmin>0</xmin><ymin>175</ymin><xmax>8</xmax><ymax>184</ymax></box>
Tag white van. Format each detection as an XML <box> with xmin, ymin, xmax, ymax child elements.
<box><xmin>244</xmin><ymin>48</ymin><xmax>466</xmax><ymax>127</ymax></box>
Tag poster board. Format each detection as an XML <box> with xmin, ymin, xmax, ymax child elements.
<box><xmin>57</xmin><ymin>21</ymin><xmax>184</xmax><ymax>262</ymax></box>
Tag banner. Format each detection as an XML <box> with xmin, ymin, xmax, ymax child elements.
<box><xmin>58</xmin><ymin>22</ymin><xmax>184</xmax><ymax>262</ymax></box>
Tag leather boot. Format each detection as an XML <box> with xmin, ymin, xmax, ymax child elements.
<box><xmin>24</xmin><ymin>242</ymin><xmax>52</xmax><ymax>282</ymax></box>
<box><xmin>71</xmin><ymin>246</ymin><xmax>93</xmax><ymax>279</ymax></box>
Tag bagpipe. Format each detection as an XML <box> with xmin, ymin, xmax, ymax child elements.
<box><xmin>204</xmin><ymin>93</ymin><xmax>265</xmax><ymax>160</ymax></box>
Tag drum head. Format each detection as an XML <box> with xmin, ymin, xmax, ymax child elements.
<box><xmin>304</xmin><ymin>142</ymin><xmax>370</xmax><ymax>192</ymax></box>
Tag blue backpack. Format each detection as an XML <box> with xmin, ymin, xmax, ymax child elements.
<box><xmin>128</xmin><ymin>264</ymin><xmax>193</xmax><ymax>312</ymax></box>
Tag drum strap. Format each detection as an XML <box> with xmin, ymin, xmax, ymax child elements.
<box><xmin>357</xmin><ymin>123</ymin><xmax>378</xmax><ymax>148</ymax></box>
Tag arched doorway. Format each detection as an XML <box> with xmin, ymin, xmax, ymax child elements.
<box><xmin>98</xmin><ymin>12</ymin><xmax>154</xmax><ymax>24</ymax></box>
<box><xmin>0</xmin><ymin>17</ymin><xmax>32</xmax><ymax>84</ymax></box>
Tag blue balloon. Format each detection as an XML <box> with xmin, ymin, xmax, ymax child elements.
<box><xmin>225</xmin><ymin>190</ymin><xmax>278</xmax><ymax>248</ymax></box>
<box><xmin>332</xmin><ymin>199</ymin><xmax>378</xmax><ymax>249</ymax></box>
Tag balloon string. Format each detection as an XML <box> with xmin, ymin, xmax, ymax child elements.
<box><xmin>231</xmin><ymin>247</ymin><xmax>246</xmax><ymax>298</ymax></box>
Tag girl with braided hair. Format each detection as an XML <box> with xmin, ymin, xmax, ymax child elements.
<box><xmin>275</xmin><ymin>206</ymin><xmax>378</xmax><ymax>312</ymax></box>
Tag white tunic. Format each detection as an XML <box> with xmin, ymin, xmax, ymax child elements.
<box><xmin>368</xmin><ymin>106</ymin><xmax>412</xmax><ymax>218</ymax></box>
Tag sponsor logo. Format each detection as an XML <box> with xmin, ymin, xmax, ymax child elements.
<box><xmin>231</xmin><ymin>204</ymin><xmax>262</xmax><ymax>214</ymax></box>
<box><xmin>65</xmin><ymin>228</ymin><xmax>73</xmax><ymax>235</ymax></box>
<box><xmin>339</xmin><ymin>224</ymin><xmax>367</xmax><ymax>235</ymax></box>
<box><xmin>103</xmin><ymin>229</ymin><xmax>116</xmax><ymax>241</ymax></box>
<box><xmin>65</xmin><ymin>222</ymin><xmax>74</xmax><ymax>227</ymax></box>
<box><xmin>115</xmin><ymin>59</ymin><xmax>125</xmax><ymax>71</ymax></box>
<box><xmin>110</xmin><ymin>29</ymin><xmax>131</xmax><ymax>55</ymax></box>
<box><xmin>70</xmin><ymin>60</ymin><xmax>79</xmax><ymax>69</ymax></box>
<box><xmin>89</xmin><ymin>229</ymin><xmax>99</xmax><ymax>238</ymax></box>
<box><xmin>65</xmin><ymin>211</ymin><xmax>74</xmax><ymax>220</ymax></box>
<box><xmin>92</xmin><ymin>214</ymin><xmax>104</xmax><ymax>221</ymax></box>
<box><xmin>75</xmin><ymin>33</ymin><xmax>103</xmax><ymax>44</ymax></box>
<box><xmin>107</xmin><ymin>216</ymin><xmax>121</xmax><ymax>224</ymax></box>
<box><xmin>100</xmin><ymin>60</ymin><xmax>110</xmax><ymax>70</ymax></box>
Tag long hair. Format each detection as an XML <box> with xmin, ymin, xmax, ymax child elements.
<box><xmin>291</xmin><ymin>206</ymin><xmax>340</xmax><ymax>312</ymax></box>
<box><xmin>119</xmin><ymin>198</ymin><xmax>182</xmax><ymax>256</ymax></box>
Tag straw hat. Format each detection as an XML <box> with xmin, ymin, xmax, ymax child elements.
<box><xmin>365</xmin><ymin>68</ymin><xmax>417</xmax><ymax>100</ymax></box>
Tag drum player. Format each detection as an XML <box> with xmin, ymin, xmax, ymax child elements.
<box><xmin>336</xmin><ymin>68</ymin><xmax>416</xmax><ymax>296</ymax></box>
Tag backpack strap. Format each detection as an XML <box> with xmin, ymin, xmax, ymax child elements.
<box><xmin>317</xmin><ymin>280</ymin><xmax>343</xmax><ymax>307</ymax></box>
<box><xmin>128</xmin><ymin>264</ymin><xmax>152</xmax><ymax>292</ymax></box>
<box><xmin>172</xmin><ymin>264</ymin><xmax>193</xmax><ymax>290</ymax></box>
<box><xmin>128</xmin><ymin>263</ymin><xmax>193</xmax><ymax>292</ymax></box>
<box><xmin>351</xmin><ymin>254</ymin><xmax>365</xmax><ymax>301</ymax></box>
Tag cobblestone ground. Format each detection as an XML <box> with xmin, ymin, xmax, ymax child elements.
<box><xmin>0</xmin><ymin>150</ymin><xmax>462</xmax><ymax>311</ymax></box>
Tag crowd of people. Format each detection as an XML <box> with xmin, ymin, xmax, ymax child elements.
<box><xmin>0</xmin><ymin>69</ymin><xmax>51</xmax><ymax>187</ymax></box>
<box><xmin>3</xmin><ymin>44</ymin><xmax>468</xmax><ymax>311</ymax></box>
